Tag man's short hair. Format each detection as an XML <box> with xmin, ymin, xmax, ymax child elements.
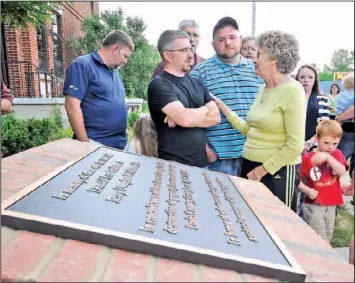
<box><xmin>316</xmin><ymin>120</ymin><xmax>343</xmax><ymax>139</ymax></box>
<box><xmin>213</xmin><ymin>17</ymin><xmax>239</xmax><ymax>39</ymax></box>
<box><xmin>157</xmin><ymin>30</ymin><xmax>190</xmax><ymax>59</ymax></box>
<box><xmin>179</xmin><ymin>19</ymin><xmax>199</xmax><ymax>30</ymax></box>
<box><xmin>102</xmin><ymin>30</ymin><xmax>135</xmax><ymax>51</ymax></box>
<box><xmin>342</xmin><ymin>72</ymin><xmax>354</xmax><ymax>90</ymax></box>
<box><xmin>242</xmin><ymin>36</ymin><xmax>256</xmax><ymax>45</ymax></box>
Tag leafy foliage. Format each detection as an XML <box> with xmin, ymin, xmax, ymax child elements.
<box><xmin>1</xmin><ymin>109</ymin><xmax>72</xmax><ymax>157</ymax></box>
<box><xmin>69</xmin><ymin>6</ymin><xmax>160</xmax><ymax>100</ymax></box>
<box><xmin>127</xmin><ymin>111</ymin><xmax>139</xmax><ymax>129</ymax></box>
<box><xmin>124</xmin><ymin>77</ymin><xmax>135</xmax><ymax>98</ymax></box>
<box><xmin>330</xmin><ymin>49</ymin><xmax>354</xmax><ymax>72</ymax></box>
<box><xmin>321</xmin><ymin>49</ymin><xmax>354</xmax><ymax>80</ymax></box>
<box><xmin>0</xmin><ymin>1</ymin><xmax>62</xmax><ymax>29</ymax></box>
<box><xmin>1</xmin><ymin>113</ymin><xmax>30</xmax><ymax>156</ymax></box>
<box><xmin>141</xmin><ymin>102</ymin><xmax>149</xmax><ymax>113</ymax></box>
<box><xmin>319</xmin><ymin>72</ymin><xmax>333</xmax><ymax>81</ymax></box>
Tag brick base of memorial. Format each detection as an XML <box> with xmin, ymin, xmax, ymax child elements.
<box><xmin>1</xmin><ymin>139</ymin><xmax>354</xmax><ymax>282</ymax></box>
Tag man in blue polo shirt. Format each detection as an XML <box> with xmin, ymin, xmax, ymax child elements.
<box><xmin>63</xmin><ymin>30</ymin><xmax>134</xmax><ymax>149</ymax></box>
<box><xmin>190</xmin><ymin>17</ymin><xmax>263</xmax><ymax>176</ymax></box>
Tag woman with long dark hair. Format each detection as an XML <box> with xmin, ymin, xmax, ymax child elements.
<box><xmin>295</xmin><ymin>64</ymin><xmax>330</xmax><ymax>218</ymax></box>
<box><xmin>296</xmin><ymin>64</ymin><xmax>330</xmax><ymax>151</ymax></box>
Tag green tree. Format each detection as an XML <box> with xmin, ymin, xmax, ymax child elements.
<box><xmin>124</xmin><ymin>78</ymin><xmax>135</xmax><ymax>98</ymax></box>
<box><xmin>69</xmin><ymin>6</ymin><xmax>160</xmax><ymax>100</ymax></box>
<box><xmin>319</xmin><ymin>49</ymin><xmax>354</xmax><ymax>81</ymax></box>
<box><xmin>319</xmin><ymin>63</ymin><xmax>333</xmax><ymax>81</ymax></box>
<box><xmin>1</xmin><ymin>1</ymin><xmax>62</xmax><ymax>28</ymax></box>
<box><xmin>350</xmin><ymin>50</ymin><xmax>354</xmax><ymax>71</ymax></box>
<box><xmin>330</xmin><ymin>49</ymin><xmax>353</xmax><ymax>72</ymax></box>
<box><xmin>323</xmin><ymin>49</ymin><xmax>354</xmax><ymax>74</ymax></box>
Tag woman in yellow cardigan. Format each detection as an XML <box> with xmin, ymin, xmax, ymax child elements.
<box><xmin>213</xmin><ymin>30</ymin><xmax>306</xmax><ymax>211</ymax></box>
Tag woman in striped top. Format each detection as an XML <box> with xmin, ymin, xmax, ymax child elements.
<box><xmin>296</xmin><ymin>64</ymin><xmax>330</xmax><ymax>152</ymax></box>
<box><xmin>295</xmin><ymin>64</ymin><xmax>330</xmax><ymax>218</ymax></box>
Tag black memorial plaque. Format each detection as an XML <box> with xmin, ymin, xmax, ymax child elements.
<box><xmin>1</xmin><ymin>146</ymin><xmax>306</xmax><ymax>282</ymax></box>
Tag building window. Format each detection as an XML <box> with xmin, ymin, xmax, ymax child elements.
<box><xmin>51</xmin><ymin>13</ymin><xmax>63</xmax><ymax>74</ymax></box>
<box><xmin>36</xmin><ymin>27</ymin><xmax>48</xmax><ymax>71</ymax></box>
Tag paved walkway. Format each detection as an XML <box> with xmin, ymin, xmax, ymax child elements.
<box><xmin>335</xmin><ymin>247</ymin><xmax>350</xmax><ymax>262</ymax></box>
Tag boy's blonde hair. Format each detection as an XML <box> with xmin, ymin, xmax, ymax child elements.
<box><xmin>132</xmin><ymin>113</ymin><xmax>158</xmax><ymax>157</ymax></box>
<box><xmin>316</xmin><ymin>120</ymin><xmax>343</xmax><ymax>139</ymax></box>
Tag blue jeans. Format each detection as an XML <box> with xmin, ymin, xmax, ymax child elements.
<box><xmin>207</xmin><ymin>158</ymin><xmax>241</xmax><ymax>176</ymax></box>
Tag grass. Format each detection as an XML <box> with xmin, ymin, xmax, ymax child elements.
<box><xmin>331</xmin><ymin>206</ymin><xmax>354</xmax><ymax>248</ymax></box>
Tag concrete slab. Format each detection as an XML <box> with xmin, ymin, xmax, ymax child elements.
<box><xmin>334</xmin><ymin>247</ymin><xmax>350</xmax><ymax>263</ymax></box>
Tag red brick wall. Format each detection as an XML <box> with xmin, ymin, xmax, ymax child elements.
<box><xmin>72</xmin><ymin>2</ymin><xmax>95</xmax><ymax>19</ymax></box>
<box><xmin>5</xmin><ymin>2</ymin><xmax>99</xmax><ymax>97</ymax></box>
<box><xmin>3</xmin><ymin>2</ymin><xmax>99</xmax><ymax>97</ymax></box>
<box><xmin>93</xmin><ymin>2</ymin><xmax>100</xmax><ymax>15</ymax></box>
<box><xmin>60</xmin><ymin>2</ymin><xmax>100</xmax><ymax>71</ymax></box>
<box><xmin>4</xmin><ymin>26</ymin><xmax>26</xmax><ymax>97</ymax></box>
<box><xmin>21</xmin><ymin>24</ymin><xmax>40</xmax><ymax>97</ymax></box>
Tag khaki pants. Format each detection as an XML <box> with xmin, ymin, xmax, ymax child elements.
<box><xmin>303</xmin><ymin>203</ymin><xmax>337</xmax><ymax>243</ymax></box>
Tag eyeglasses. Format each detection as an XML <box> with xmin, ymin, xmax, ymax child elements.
<box><xmin>165</xmin><ymin>47</ymin><xmax>194</xmax><ymax>54</ymax></box>
<box><xmin>242</xmin><ymin>46</ymin><xmax>257</xmax><ymax>52</ymax></box>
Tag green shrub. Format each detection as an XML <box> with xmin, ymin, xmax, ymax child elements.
<box><xmin>1</xmin><ymin>113</ymin><xmax>30</xmax><ymax>157</ymax></box>
<box><xmin>127</xmin><ymin>111</ymin><xmax>139</xmax><ymax>129</ymax></box>
<box><xmin>1</xmin><ymin>110</ymin><xmax>72</xmax><ymax>157</ymax></box>
<box><xmin>49</xmin><ymin>127</ymin><xmax>73</xmax><ymax>141</ymax></box>
<box><xmin>26</xmin><ymin>117</ymin><xmax>58</xmax><ymax>148</ymax></box>
<box><xmin>52</xmin><ymin>104</ymin><xmax>64</xmax><ymax>129</ymax></box>
<box><xmin>1</xmin><ymin>108</ymin><xmax>146</xmax><ymax>157</ymax></box>
<box><xmin>141</xmin><ymin>102</ymin><xmax>149</xmax><ymax>113</ymax></box>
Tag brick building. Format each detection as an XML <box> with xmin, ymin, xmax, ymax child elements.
<box><xmin>1</xmin><ymin>2</ymin><xmax>99</xmax><ymax>98</ymax></box>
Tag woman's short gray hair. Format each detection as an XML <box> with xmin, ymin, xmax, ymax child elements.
<box><xmin>342</xmin><ymin>72</ymin><xmax>354</xmax><ymax>90</ymax></box>
<box><xmin>256</xmin><ymin>30</ymin><xmax>300</xmax><ymax>74</ymax></box>
<box><xmin>157</xmin><ymin>30</ymin><xmax>190</xmax><ymax>59</ymax></box>
<box><xmin>102</xmin><ymin>30</ymin><xmax>135</xmax><ymax>51</ymax></box>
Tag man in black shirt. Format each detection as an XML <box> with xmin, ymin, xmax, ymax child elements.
<box><xmin>148</xmin><ymin>30</ymin><xmax>221</xmax><ymax>167</ymax></box>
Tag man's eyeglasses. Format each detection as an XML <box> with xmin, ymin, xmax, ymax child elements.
<box><xmin>242</xmin><ymin>47</ymin><xmax>257</xmax><ymax>52</ymax></box>
<box><xmin>166</xmin><ymin>47</ymin><xmax>194</xmax><ymax>54</ymax></box>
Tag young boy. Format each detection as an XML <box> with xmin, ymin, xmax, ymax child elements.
<box><xmin>299</xmin><ymin>120</ymin><xmax>348</xmax><ymax>243</ymax></box>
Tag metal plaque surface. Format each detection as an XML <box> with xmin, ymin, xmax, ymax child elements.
<box><xmin>1</xmin><ymin>146</ymin><xmax>306</xmax><ymax>282</ymax></box>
